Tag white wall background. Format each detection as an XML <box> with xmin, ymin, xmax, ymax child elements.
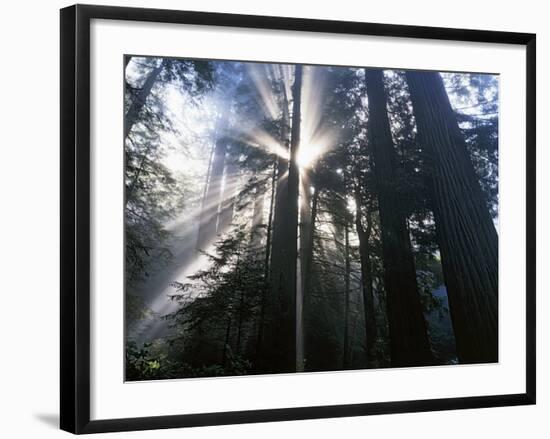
<box><xmin>0</xmin><ymin>0</ymin><xmax>546</xmax><ymax>437</ymax></box>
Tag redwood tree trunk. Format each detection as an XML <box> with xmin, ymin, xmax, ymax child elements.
<box><xmin>268</xmin><ymin>78</ymin><xmax>291</xmax><ymax>310</ymax></box>
<box><xmin>405</xmin><ymin>71</ymin><xmax>498</xmax><ymax>364</ymax></box>
<box><xmin>365</xmin><ymin>68</ymin><xmax>433</xmax><ymax>367</ymax></box>
<box><xmin>264</xmin><ymin>65</ymin><xmax>303</xmax><ymax>372</ymax></box>
<box><xmin>258</xmin><ymin>115</ymin><xmax>289</xmax><ymax>371</ymax></box>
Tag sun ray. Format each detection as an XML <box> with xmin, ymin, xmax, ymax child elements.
<box><xmin>231</xmin><ymin>126</ymin><xmax>289</xmax><ymax>159</ymax></box>
<box><xmin>295</xmin><ymin>66</ymin><xmax>338</xmax><ymax>170</ymax></box>
<box><xmin>246</xmin><ymin>63</ymin><xmax>280</xmax><ymax>120</ymax></box>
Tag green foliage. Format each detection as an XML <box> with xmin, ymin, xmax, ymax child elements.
<box><xmin>443</xmin><ymin>72</ymin><xmax>499</xmax><ymax>219</ymax></box>
<box><xmin>125</xmin><ymin>340</ymin><xmax>251</xmax><ymax>380</ymax></box>
<box><xmin>125</xmin><ymin>341</ymin><xmax>165</xmax><ymax>381</ymax></box>
<box><xmin>162</xmin><ymin>227</ymin><xmax>265</xmax><ymax>377</ymax></box>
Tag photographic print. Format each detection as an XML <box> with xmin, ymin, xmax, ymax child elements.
<box><xmin>124</xmin><ymin>56</ymin><xmax>499</xmax><ymax>381</ymax></box>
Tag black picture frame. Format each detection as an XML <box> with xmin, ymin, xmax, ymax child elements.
<box><xmin>60</xmin><ymin>4</ymin><xmax>536</xmax><ymax>434</ymax></box>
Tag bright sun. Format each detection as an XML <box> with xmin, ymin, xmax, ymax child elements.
<box><xmin>296</xmin><ymin>144</ymin><xmax>317</xmax><ymax>169</ymax></box>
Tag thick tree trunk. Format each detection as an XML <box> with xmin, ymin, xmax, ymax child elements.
<box><xmin>258</xmin><ymin>129</ymin><xmax>289</xmax><ymax>371</ymax></box>
<box><xmin>124</xmin><ymin>60</ymin><xmax>164</xmax><ymax>139</ymax></box>
<box><xmin>406</xmin><ymin>71</ymin><xmax>498</xmax><ymax>364</ymax></box>
<box><xmin>268</xmin><ymin>103</ymin><xmax>291</xmax><ymax>309</ymax></box>
<box><xmin>365</xmin><ymin>68</ymin><xmax>433</xmax><ymax>367</ymax></box>
<box><xmin>284</xmin><ymin>64</ymin><xmax>303</xmax><ymax>372</ymax></box>
<box><xmin>264</xmin><ymin>65</ymin><xmax>303</xmax><ymax>373</ymax></box>
<box><xmin>354</xmin><ymin>187</ymin><xmax>377</xmax><ymax>367</ymax></box>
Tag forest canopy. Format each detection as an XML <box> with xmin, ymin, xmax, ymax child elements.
<box><xmin>124</xmin><ymin>56</ymin><xmax>499</xmax><ymax>380</ymax></box>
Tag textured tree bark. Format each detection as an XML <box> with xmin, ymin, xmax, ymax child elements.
<box><xmin>406</xmin><ymin>71</ymin><xmax>498</xmax><ymax>364</ymax></box>
<box><xmin>258</xmin><ymin>112</ymin><xmax>289</xmax><ymax>371</ymax></box>
<box><xmin>365</xmin><ymin>68</ymin><xmax>433</xmax><ymax>367</ymax></box>
<box><xmin>283</xmin><ymin>64</ymin><xmax>302</xmax><ymax>372</ymax></box>
<box><xmin>124</xmin><ymin>60</ymin><xmax>164</xmax><ymax>139</ymax></box>
<box><xmin>268</xmin><ymin>81</ymin><xmax>291</xmax><ymax>312</ymax></box>
<box><xmin>264</xmin><ymin>65</ymin><xmax>302</xmax><ymax>372</ymax></box>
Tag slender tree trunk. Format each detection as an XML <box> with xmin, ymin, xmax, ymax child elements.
<box><xmin>236</xmin><ymin>290</ymin><xmax>245</xmax><ymax>354</ymax></box>
<box><xmin>299</xmin><ymin>179</ymin><xmax>312</xmax><ymax>292</ymax></box>
<box><xmin>354</xmin><ymin>187</ymin><xmax>377</xmax><ymax>367</ymax></box>
<box><xmin>300</xmin><ymin>186</ymin><xmax>319</xmax><ymax>372</ymax></box>
<box><xmin>342</xmin><ymin>218</ymin><xmax>351</xmax><ymax>369</ymax></box>
<box><xmin>406</xmin><ymin>71</ymin><xmax>498</xmax><ymax>364</ymax></box>
<box><xmin>124</xmin><ymin>60</ymin><xmax>164</xmax><ymax>139</ymax></box>
<box><xmin>199</xmin><ymin>141</ymin><xmax>216</xmax><ymax>213</ymax></box>
<box><xmin>302</xmin><ymin>188</ymin><xmax>319</xmax><ymax>297</ymax></box>
<box><xmin>251</xmin><ymin>181</ymin><xmax>266</xmax><ymax>248</ymax></box>
<box><xmin>217</xmin><ymin>157</ymin><xmax>238</xmax><ymax>234</ymax></box>
<box><xmin>365</xmin><ymin>68</ymin><xmax>433</xmax><ymax>367</ymax></box>
<box><xmin>296</xmin><ymin>172</ymin><xmax>311</xmax><ymax>373</ymax></box>
<box><xmin>222</xmin><ymin>315</ymin><xmax>232</xmax><ymax>367</ymax></box>
<box><xmin>196</xmin><ymin>111</ymin><xmax>229</xmax><ymax>251</ymax></box>
<box><xmin>255</xmin><ymin>162</ymin><xmax>277</xmax><ymax>363</ymax></box>
<box><xmin>264</xmin><ymin>162</ymin><xmax>277</xmax><ymax>280</ymax></box>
